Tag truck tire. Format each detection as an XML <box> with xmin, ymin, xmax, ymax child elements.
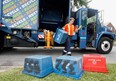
<box><xmin>97</xmin><ymin>37</ymin><xmax>113</xmax><ymax>54</ymax></box>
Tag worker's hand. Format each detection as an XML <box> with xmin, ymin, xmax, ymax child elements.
<box><xmin>62</xmin><ymin>27</ymin><xmax>65</xmax><ymax>30</ymax></box>
<box><xmin>75</xmin><ymin>25</ymin><xmax>82</xmax><ymax>33</ymax></box>
<box><xmin>78</xmin><ymin>25</ymin><xmax>82</xmax><ymax>30</ymax></box>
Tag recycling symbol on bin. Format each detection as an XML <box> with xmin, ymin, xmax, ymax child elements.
<box><xmin>92</xmin><ymin>59</ymin><xmax>97</xmax><ymax>65</ymax></box>
<box><xmin>57</xmin><ymin>33</ymin><xmax>61</xmax><ymax>41</ymax></box>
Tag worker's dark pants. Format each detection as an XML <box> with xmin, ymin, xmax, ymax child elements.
<box><xmin>63</xmin><ymin>36</ymin><xmax>72</xmax><ymax>54</ymax></box>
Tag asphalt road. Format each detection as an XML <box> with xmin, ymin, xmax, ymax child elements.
<box><xmin>0</xmin><ymin>46</ymin><xmax>116</xmax><ymax>67</ymax></box>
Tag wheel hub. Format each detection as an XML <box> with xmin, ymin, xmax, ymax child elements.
<box><xmin>101</xmin><ymin>41</ymin><xmax>110</xmax><ymax>51</ymax></box>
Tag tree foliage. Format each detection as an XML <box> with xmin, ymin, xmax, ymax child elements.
<box><xmin>74</xmin><ymin>0</ymin><xmax>92</xmax><ymax>8</ymax></box>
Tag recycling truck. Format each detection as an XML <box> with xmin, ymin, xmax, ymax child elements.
<box><xmin>0</xmin><ymin>0</ymin><xmax>115</xmax><ymax>54</ymax></box>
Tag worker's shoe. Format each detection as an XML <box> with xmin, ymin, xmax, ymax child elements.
<box><xmin>67</xmin><ymin>52</ymin><xmax>71</xmax><ymax>56</ymax></box>
<box><xmin>62</xmin><ymin>50</ymin><xmax>67</xmax><ymax>55</ymax></box>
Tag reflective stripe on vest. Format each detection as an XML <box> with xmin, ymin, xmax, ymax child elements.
<box><xmin>68</xmin><ymin>24</ymin><xmax>74</xmax><ymax>36</ymax></box>
<box><xmin>68</xmin><ymin>24</ymin><xmax>70</xmax><ymax>35</ymax></box>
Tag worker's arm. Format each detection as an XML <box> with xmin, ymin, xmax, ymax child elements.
<box><xmin>78</xmin><ymin>25</ymin><xmax>82</xmax><ymax>30</ymax></box>
<box><xmin>74</xmin><ymin>25</ymin><xmax>82</xmax><ymax>32</ymax></box>
<box><xmin>74</xmin><ymin>25</ymin><xmax>78</xmax><ymax>32</ymax></box>
<box><xmin>62</xmin><ymin>26</ymin><xmax>65</xmax><ymax>30</ymax></box>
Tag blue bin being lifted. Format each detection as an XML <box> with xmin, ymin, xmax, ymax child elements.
<box><xmin>22</xmin><ymin>55</ymin><xmax>53</xmax><ymax>78</ymax></box>
<box><xmin>54</xmin><ymin>28</ymin><xmax>68</xmax><ymax>44</ymax></box>
<box><xmin>54</xmin><ymin>56</ymin><xmax>84</xmax><ymax>79</ymax></box>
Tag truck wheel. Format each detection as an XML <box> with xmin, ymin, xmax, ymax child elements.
<box><xmin>97</xmin><ymin>37</ymin><xmax>113</xmax><ymax>54</ymax></box>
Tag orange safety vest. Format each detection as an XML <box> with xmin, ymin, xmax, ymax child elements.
<box><xmin>64</xmin><ymin>24</ymin><xmax>76</xmax><ymax>36</ymax></box>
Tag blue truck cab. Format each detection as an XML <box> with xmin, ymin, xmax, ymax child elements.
<box><xmin>73</xmin><ymin>8</ymin><xmax>115</xmax><ymax>54</ymax></box>
<box><xmin>0</xmin><ymin>0</ymin><xmax>115</xmax><ymax>54</ymax></box>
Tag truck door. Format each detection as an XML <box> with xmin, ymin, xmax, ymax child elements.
<box><xmin>76</xmin><ymin>8</ymin><xmax>87</xmax><ymax>49</ymax></box>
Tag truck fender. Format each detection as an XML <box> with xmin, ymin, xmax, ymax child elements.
<box><xmin>96</xmin><ymin>32</ymin><xmax>115</xmax><ymax>48</ymax></box>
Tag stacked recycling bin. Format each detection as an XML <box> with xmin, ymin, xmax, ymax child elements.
<box><xmin>54</xmin><ymin>56</ymin><xmax>84</xmax><ymax>79</ymax></box>
<box><xmin>22</xmin><ymin>55</ymin><xmax>53</xmax><ymax>78</ymax></box>
<box><xmin>83</xmin><ymin>54</ymin><xmax>108</xmax><ymax>73</ymax></box>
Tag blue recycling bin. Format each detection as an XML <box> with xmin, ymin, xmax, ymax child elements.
<box><xmin>54</xmin><ymin>56</ymin><xmax>84</xmax><ymax>79</ymax></box>
<box><xmin>22</xmin><ymin>55</ymin><xmax>53</xmax><ymax>78</ymax></box>
<box><xmin>54</xmin><ymin>28</ymin><xmax>68</xmax><ymax>44</ymax></box>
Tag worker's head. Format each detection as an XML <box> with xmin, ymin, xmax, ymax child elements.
<box><xmin>69</xmin><ymin>17</ymin><xmax>75</xmax><ymax>24</ymax></box>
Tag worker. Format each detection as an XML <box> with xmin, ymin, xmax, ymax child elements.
<box><xmin>62</xmin><ymin>17</ymin><xmax>82</xmax><ymax>56</ymax></box>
